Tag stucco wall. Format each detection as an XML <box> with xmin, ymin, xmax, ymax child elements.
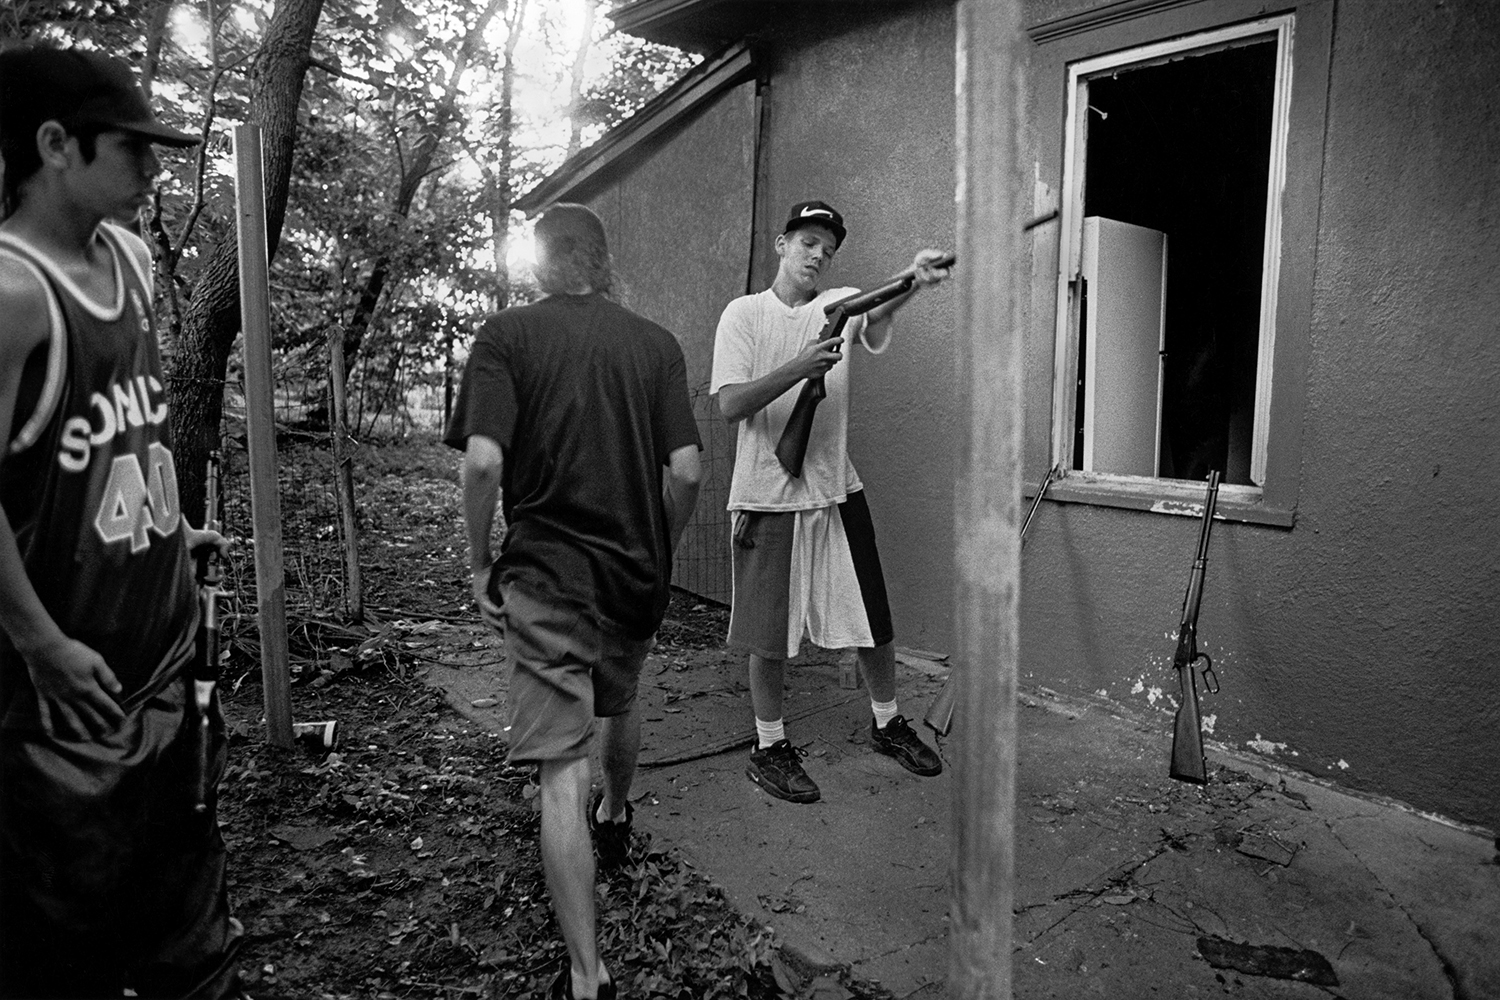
<box><xmin>754</xmin><ymin>2</ymin><xmax>960</xmax><ymax>653</ymax></box>
<box><xmin>583</xmin><ymin>82</ymin><xmax>758</xmax><ymax>603</ymax></box>
<box><xmin>1017</xmin><ymin>0</ymin><xmax>1500</xmax><ymax>829</ymax></box>
<box><xmin>590</xmin><ymin>0</ymin><xmax>1498</xmax><ymax>827</ymax></box>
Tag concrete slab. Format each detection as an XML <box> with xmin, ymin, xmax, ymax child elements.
<box><xmin>424</xmin><ymin>631</ymin><xmax>1499</xmax><ymax>999</ymax></box>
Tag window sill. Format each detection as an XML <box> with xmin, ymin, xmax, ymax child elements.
<box><xmin>1030</xmin><ymin>472</ymin><xmax>1295</xmax><ymax>528</ymax></box>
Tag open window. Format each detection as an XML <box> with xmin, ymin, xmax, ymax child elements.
<box><xmin>1053</xmin><ymin>15</ymin><xmax>1294</xmax><ymax>491</ymax></box>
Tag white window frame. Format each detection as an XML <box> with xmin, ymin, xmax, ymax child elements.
<box><xmin>1050</xmin><ymin>14</ymin><xmax>1296</xmax><ymax>494</ymax></box>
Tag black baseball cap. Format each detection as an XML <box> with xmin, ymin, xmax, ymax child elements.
<box><xmin>783</xmin><ymin>200</ymin><xmax>846</xmax><ymax>248</ymax></box>
<box><xmin>0</xmin><ymin>45</ymin><xmax>198</xmax><ymax>148</ymax></box>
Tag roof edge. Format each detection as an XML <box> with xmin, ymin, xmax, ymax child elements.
<box><xmin>608</xmin><ymin>0</ymin><xmax>717</xmax><ymax>49</ymax></box>
<box><xmin>514</xmin><ymin>41</ymin><xmax>755</xmax><ymax>214</ymax></box>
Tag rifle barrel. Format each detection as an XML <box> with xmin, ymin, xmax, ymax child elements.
<box><xmin>1167</xmin><ymin>472</ymin><xmax>1221</xmax><ymax>785</ymax></box>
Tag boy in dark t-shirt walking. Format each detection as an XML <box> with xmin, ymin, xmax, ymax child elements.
<box><xmin>445</xmin><ymin>203</ymin><xmax>702</xmax><ymax>1000</ymax></box>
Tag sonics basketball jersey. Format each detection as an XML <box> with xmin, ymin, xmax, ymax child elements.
<box><xmin>0</xmin><ymin>224</ymin><xmax>197</xmax><ymax>704</ymax></box>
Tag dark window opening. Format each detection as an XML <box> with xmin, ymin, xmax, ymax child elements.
<box><xmin>1080</xmin><ymin>39</ymin><xmax>1276</xmax><ymax>484</ymax></box>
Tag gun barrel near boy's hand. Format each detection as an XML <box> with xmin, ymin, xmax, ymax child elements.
<box><xmin>774</xmin><ymin>254</ymin><xmax>956</xmax><ymax>478</ymax></box>
<box><xmin>191</xmin><ymin>453</ymin><xmax>223</xmax><ymax>814</ymax></box>
<box><xmin>1169</xmin><ymin>471</ymin><xmax>1221</xmax><ymax>784</ymax></box>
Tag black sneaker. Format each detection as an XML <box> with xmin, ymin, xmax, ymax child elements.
<box><xmin>548</xmin><ymin>963</ymin><xmax>617</xmax><ymax>999</ymax></box>
<box><xmin>746</xmin><ymin>739</ymin><xmax>820</xmax><ymax>803</ymax></box>
<box><xmin>588</xmin><ymin>790</ymin><xmax>632</xmax><ymax>871</ymax></box>
<box><xmin>871</xmin><ymin>715</ymin><xmax>943</xmax><ymax>776</ymax></box>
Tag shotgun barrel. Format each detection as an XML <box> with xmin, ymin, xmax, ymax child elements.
<box><xmin>774</xmin><ymin>254</ymin><xmax>956</xmax><ymax>478</ymax></box>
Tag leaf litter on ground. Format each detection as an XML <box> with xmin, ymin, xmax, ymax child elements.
<box><xmin>216</xmin><ymin>434</ymin><xmax>894</xmax><ymax>999</ymax></box>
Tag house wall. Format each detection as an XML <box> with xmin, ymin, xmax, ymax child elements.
<box><xmin>753</xmin><ymin>1</ymin><xmax>961</xmax><ymax>653</ymax></box>
<box><xmin>583</xmin><ymin>82</ymin><xmax>758</xmax><ymax>604</ymax></box>
<box><xmin>590</xmin><ymin>0</ymin><xmax>1498</xmax><ymax>827</ymax></box>
<box><xmin>1017</xmin><ymin>0</ymin><xmax>1500</xmax><ymax>829</ymax></box>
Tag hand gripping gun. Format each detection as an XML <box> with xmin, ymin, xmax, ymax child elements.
<box><xmin>774</xmin><ymin>253</ymin><xmax>956</xmax><ymax>478</ymax></box>
<box><xmin>191</xmin><ymin>452</ymin><xmax>224</xmax><ymax>813</ymax></box>
<box><xmin>1168</xmin><ymin>471</ymin><xmax>1222</xmax><ymax>784</ymax></box>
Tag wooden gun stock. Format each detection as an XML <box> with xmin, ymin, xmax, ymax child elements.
<box><xmin>923</xmin><ymin>465</ymin><xmax>1058</xmax><ymax>736</ymax></box>
<box><xmin>1168</xmin><ymin>626</ymin><xmax>1210</xmax><ymax>783</ymax></box>
<box><xmin>774</xmin><ymin>254</ymin><xmax>955</xmax><ymax>478</ymax></box>
<box><xmin>773</xmin><ymin>310</ymin><xmax>849</xmax><ymax>477</ymax></box>
<box><xmin>1168</xmin><ymin>471</ymin><xmax>1221</xmax><ymax>784</ymax></box>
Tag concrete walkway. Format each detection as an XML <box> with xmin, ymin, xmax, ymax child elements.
<box><xmin>426</xmin><ymin>637</ymin><xmax>1499</xmax><ymax>999</ymax></box>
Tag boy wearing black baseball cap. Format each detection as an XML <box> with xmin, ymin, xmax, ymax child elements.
<box><xmin>710</xmin><ymin>201</ymin><xmax>951</xmax><ymax>804</ymax></box>
<box><xmin>0</xmin><ymin>44</ymin><xmax>256</xmax><ymax>999</ymax></box>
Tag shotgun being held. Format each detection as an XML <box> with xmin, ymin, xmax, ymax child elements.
<box><xmin>774</xmin><ymin>253</ymin><xmax>956</xmax><ymax>477</ymax></box>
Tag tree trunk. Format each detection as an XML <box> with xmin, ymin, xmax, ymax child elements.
<box><xmin>139</xmin><ymin>0</ymin><xmax>173</xmax><ymax>98</ymax></box>
<box><xmin>340</xmin><ymin>0</ymin><xmax>505</xmax><ymax>364</ymax></box>
<box><xmin>328</xmin><ymin>328</ymin><xmax>363</xmax><ymax>623</ymax></box>
<box><xmin>171</xmin><ymin>0</ymin><xmax>324</xmax><ymax>522</ymax></box>
<box><xmin>489</xmin><ymin>0</ymin><xmax>527</xmax><ymax>311</ymax></box>
<box><xmin>565</xmin><ymin>0</ymin><xmax>598</xmax><ymax>159</ymax></box>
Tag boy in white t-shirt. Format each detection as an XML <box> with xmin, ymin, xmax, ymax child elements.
<box><xmin>710</xmin><ymin>200</ymin><xmax>951</xmax><ymax>803</ymax></box>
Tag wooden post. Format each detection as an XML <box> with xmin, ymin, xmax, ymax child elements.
<box><xmin>328</xmin><ymin>328</ymin><xmax>363</xmax><ymax>623</ymax></box>
<box><xmin>233</xmin><ymin>123</ymin><xmax>294</xmax><ymax>748</ymax></box>
<box><xmin>951</xmin><ymin>1</ymin><xmax>1028</xmax><ymax>997</ymax></box>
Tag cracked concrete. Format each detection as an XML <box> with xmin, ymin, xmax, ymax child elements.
<box><xmin>426</xmin><ymin>637</ymin><xmax>1499</xmax><ymax>998</ymax></box>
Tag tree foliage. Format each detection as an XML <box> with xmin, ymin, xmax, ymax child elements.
<box><xmin>5</xmin><ymin>0</ymin><xmax>697</xmax><ymax>464</ymax></box>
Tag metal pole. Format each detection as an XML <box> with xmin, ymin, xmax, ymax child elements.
<box><xmin>233</xmin><ymin>123</ymin><xmax>293</xmax><ymax>748</ymax></box>
<box><xmin>951</xmin><ymin>1</ymin><xmax>1028</xmax><ymax>996</ymax></box>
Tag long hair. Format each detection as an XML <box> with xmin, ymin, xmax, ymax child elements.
<box><xmin>534</xmin><ymin>202</ymin><xmax>614</xmax><ymax>297</ymax></box>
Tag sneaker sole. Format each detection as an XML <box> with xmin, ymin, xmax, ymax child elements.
<box><xmin>589</xmin><ymin>792</ymin><xmax>632</xmax><ymax>870</ymax></box>
<box><xmin>746</xmin><ymin>766</ymin><xmax>821</xmax><ymax>803</ymax></box>
<box><xmin>873</xmin><ymin>746</ymin><xmax>944</xmax><ymax>777</ymax></box>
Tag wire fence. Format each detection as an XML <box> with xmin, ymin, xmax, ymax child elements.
<box><xmin>672</xmin><ymin>384</ymin><xmax>734</xmax><ymax>607</ymax></box>
<box><xmin>219</xmin><ymin>358</ymin><xmax>734</xmax><ymax>614</ymax></box>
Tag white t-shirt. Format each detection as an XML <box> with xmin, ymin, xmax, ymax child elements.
<box><xmin>711</xmin><ymin>287</ymin><xmax>875</xmax><ymax>512</ymax></box>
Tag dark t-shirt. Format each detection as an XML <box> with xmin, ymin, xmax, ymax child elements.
<box><xmin>444</xmin><ymin>293</ymin><xmax>700</xmax><ymax>639</ymax></box>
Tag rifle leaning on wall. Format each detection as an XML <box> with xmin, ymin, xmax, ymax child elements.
<box><xmin>191</xmin><ymin>452</ymin><xmax>224</xmax><ymax>813</ymax></box>
<box><xmin>922</xmin><ymin>464</ymin><xmax>1059</xmax><ymax>737</ymax></box>
<box><xmin>774</xmin><ymin>253</ymin><xmax>957</xmax><ymax>478</ymax></box>
<box><xmin>1169</xmin><ymin>470</ymin><xmax>1222</xmax><ymax>784</ymax></box>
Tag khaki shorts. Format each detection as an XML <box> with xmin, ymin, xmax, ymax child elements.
<box><xmin>497</xmin><ymin>585</ymin><xmax>653</xmax><ymax>764</ymax></box>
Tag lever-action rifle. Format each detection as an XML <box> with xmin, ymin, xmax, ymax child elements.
<box><xmin>774</xmin><ymin>253</ymin><xmax>956</xmax><ymax>478</ymax></box>
<box><xmin>1168</xmin><ymin>471</ymin><xmax>1222</xmax><ymax>785</ymax></box>
<box><xmin>922</xmin><ymin>464</ymin><xmax>1058</xmax><ymax>737</ymax></box>
<box><xmin>191</xmin><ymin>452</ymin><xmax>223</xmax><ymax>813</ymax></box>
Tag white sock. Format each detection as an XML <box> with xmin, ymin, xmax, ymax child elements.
<box><xmin>872</xmin><ymin>699</ymin><xmax>899</xmax><ymax>729</ymax></box>
<box><xmin>756</xmin><ymin>717</ymin><xmax>786</xmax><ymax>748</ymax></box>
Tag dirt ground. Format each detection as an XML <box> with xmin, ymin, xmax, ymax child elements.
<box><xmin>210</xmin><ymin>435</ymin><xmax>1500</xmax><ymax>1000</ymax></box>
<box><xmin>213</xmin><ymin>435</ymin><xmax>884</xmax><ymax>1000</ymax></box>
